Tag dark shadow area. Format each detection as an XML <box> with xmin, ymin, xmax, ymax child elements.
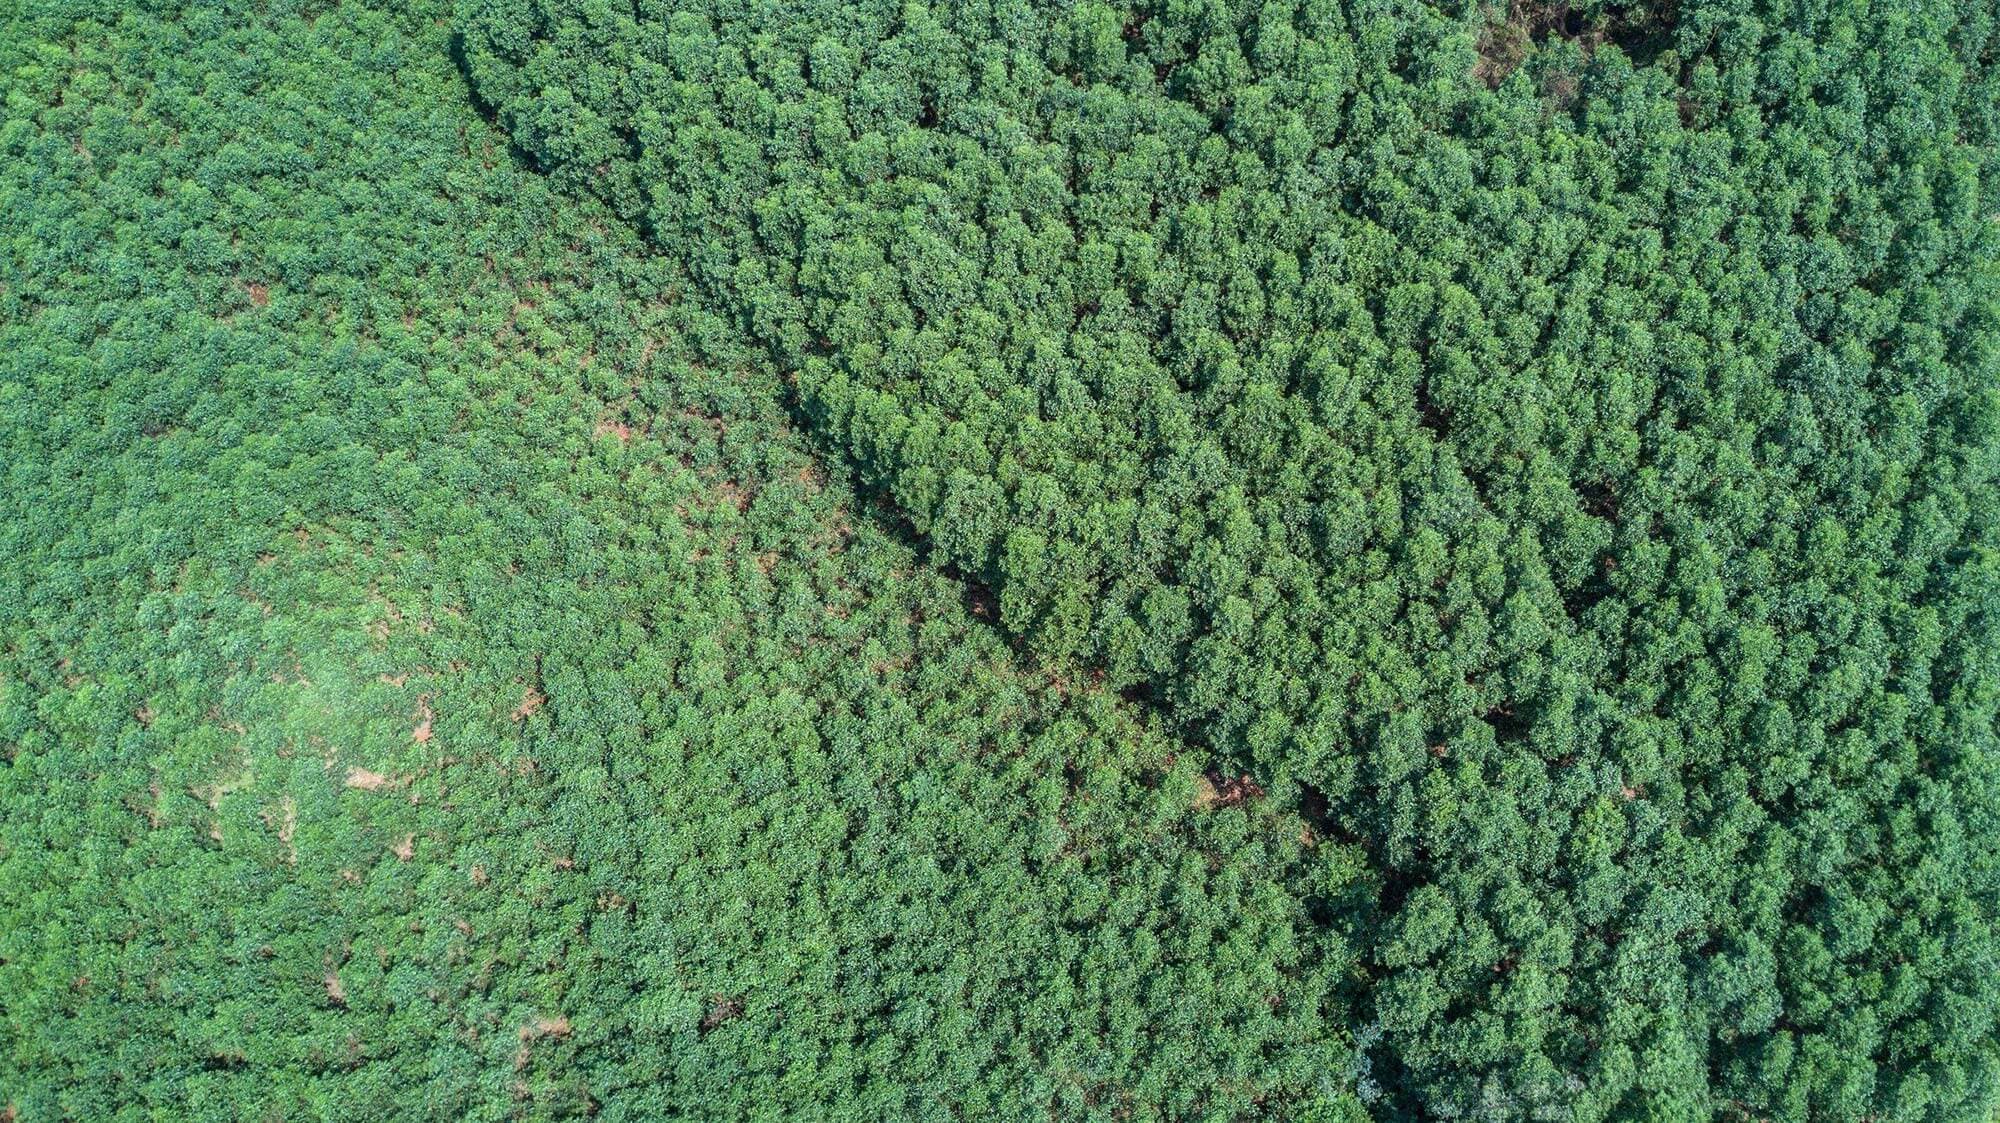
<box><xmin>445</xmin><ymin>30</ymin><xmax>549</xmax><ymax>177</ymax></box>
<box><xmin>1475</xmin><ymin>0</ymin><xmax>1681</xmax><ymax>87</ymax></box>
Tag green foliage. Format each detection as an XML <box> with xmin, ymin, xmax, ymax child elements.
<box><xmin>0</xmin><ymin>4</ymin><xmax>1359</xmax><ymax>1118</ymax></box>
<box><xmin>453</xmin><ymin>0</ymin><xmax>2000</xmax><ymax>1117</ymax></box>
<box><xmin>2</xmin><ymin>0</ymin><xmax>1998</xmax><ymax>1119</ymax></box>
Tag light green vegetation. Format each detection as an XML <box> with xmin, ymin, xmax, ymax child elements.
<box><xmin>1</xmin><ymin>6</ymin><xmax>1358</xmax><ymax>1118</ymax></box>
<box><xmin>3</xmin><ymin>0</ymin><xmax>1998</xmax><ymax>1119</ymax></box>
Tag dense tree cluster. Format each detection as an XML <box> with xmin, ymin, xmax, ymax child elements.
<box><xmin>456</xmin><ymin>0</ymin><xmax>2000</xmax><ymax>1116</ymax></box>
<box><xmin>1</xmin><ymin>4</ymin><xmax>1359</xmax><ymax>1118</ymax></box>
<box><xmin>3</xmin><ymin>0</ymin><xmax>1997</xmax><ymax>1118</ymax></box>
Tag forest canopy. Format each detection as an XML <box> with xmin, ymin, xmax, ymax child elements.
<box><xmin>3</xmin><ymin>0</ymin><xmax>1999</xmax><ymax>1119</ymax></box>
